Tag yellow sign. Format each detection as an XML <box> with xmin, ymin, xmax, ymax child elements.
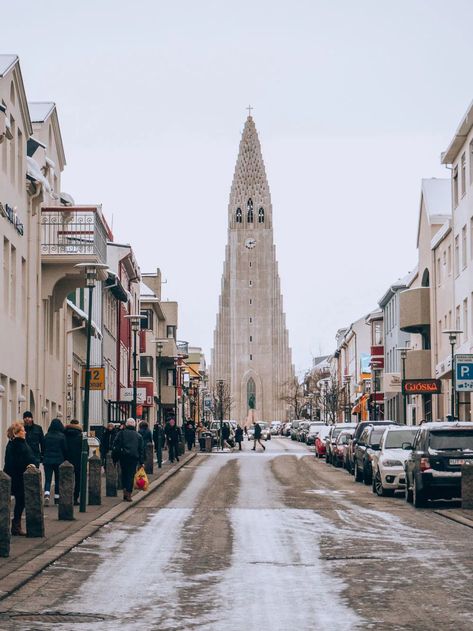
<box><xmin>81</xmin><ymin>367</ymin><xmax>105</xmax><ymax>391</ymax></box>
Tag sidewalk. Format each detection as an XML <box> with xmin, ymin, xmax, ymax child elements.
<box><xmin>434</xmin><ymin>507</ymin><xmax>473</xmax><ymax>529</ymax></box>
<box><xmin>0</xmin><ymin>449</ymin><xmax>197</xmax><ymax>600</ymax></box>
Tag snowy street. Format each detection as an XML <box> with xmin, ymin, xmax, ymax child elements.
<box><xmin>1</xmin><ymin>438</ymin><xmax>473</xmax><ymax>630</ymax></box>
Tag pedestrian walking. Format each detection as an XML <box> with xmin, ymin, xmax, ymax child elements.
<box><xmin>112</xmin><ymin>418</ymin><xmax>144</xmax><ymax>501</ymax></box>
<box><xmin>23</xmin><ymin>410</ymin><xmax>44</xmax><ymax>468</ymax></box>
<box><xmin>152</xmin><ymin>421</ymin><xmax>165</xmax><ymax>468</ymax></box>
<box><xmin>138</xmin><ymin>420</ymin><xmax>153</xmax><ymax>454</ymax></box>
<box><xmin>184</xmin><ymin>422</ymin><xmax>195</xmax><ymax>451</ymax></box>
<box><xmin>64</xmin><ymin>419</ymin><xmax>82</xmax><ymax>505</ymax></box>
<box><xmin>252</xmin><ymin>422</ymin><xmax>266</xmax><ymax>451</ymax></box>
<box><xmin>43</xmin><ymin>418</ymin><xmax>66</xmax><ymax>505</ymax></box>
<box><xmin>235</xmin><ymin>425</ymin><xmax>244</xmax><ymax>451</ymax></box>
<box><xmin>4</xmin><ymin>421</ymin><xmax>36</xmax><ymax>535</ymax></box>
<box><xmin>221</xmin><ymin>422</ymin><xmax>233</xmax><ymax>450</ymax></box>
<box><xmin>165</xmin><ymin>418</ymin><xmax>180</xmax><ymax>463</ymax></box>
<box><xmin>100</xmin><ymin>423</ymin><xmax>118</xmax><ymax>466</ymax></box>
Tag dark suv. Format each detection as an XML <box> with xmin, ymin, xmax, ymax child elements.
<box><xmin>353</xmin><ymin>425</ymin><xmax>393</xmax><ymax>485</ymax></box>
<box><xmin>404</xmin><ymin>422</ymin><xmax>473</xmax><ymax>507</ymax></box>
<box><xmin>347</xmin><ymin>420</ymin><xmax>399</xmax><ymax>474</ymax></box>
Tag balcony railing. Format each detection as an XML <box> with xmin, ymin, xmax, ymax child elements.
<box><xmin>40</xmin><ymin>207</ymin><xmax>107</xmax><ymax>263</ymax></box>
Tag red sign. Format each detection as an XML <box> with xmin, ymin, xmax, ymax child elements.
<box><xmin>402</xmin><ymin>379</ymin><xmax>441</xmax><ymax>395</ymax></box>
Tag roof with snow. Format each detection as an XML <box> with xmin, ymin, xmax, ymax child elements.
<box><xmin>0</xmin><ymin>55</ymin><xmax>18</xmax><ymax>77</ymax></box>
<box><xmin>28</xmin><ymin>102</ymin><xmax>55</xmax><ymax>123</ymax></box>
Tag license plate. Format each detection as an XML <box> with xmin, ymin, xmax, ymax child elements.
<box><xmin>450</xmin><ymin>458</ymin><xmax>467</xmax><ymax>465</ymax></box>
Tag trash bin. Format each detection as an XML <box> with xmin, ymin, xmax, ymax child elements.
<box><xmin>205</xmin><ymin>435</ymin><xmax>212</xmax><ymax>453</ymax></box>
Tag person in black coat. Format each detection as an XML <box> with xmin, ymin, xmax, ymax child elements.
<box><xmin>112</xmin><ymin>418</ymin><xmax>144</xmax><ymax>501</ymax></box>
<box><xmin>184</xmin><ymin>422</ymin><xmax>195</xmax><ymax>451</ymax></box>
<box><xmin>252</xmin><ymin>422</ymin><xmax>265</xmax><ymax>451</ymax></box>
<box><xmin>138</xmin><ymin>421</ymin><xmax>153</xmax><ymax>455</ymax></box>
<box><xmin>4</xmin><ymin>421</ymin><xmax>36</xmax><ymax>535</ymax></box>
<box><xmin>64</xmin><ymin>420</ymin><xmax>83</xmax><ymax>505</ymax></box>
<box><xmin>100</xmin><ymin>423</ymin><xmax>118</xmax><ymax>466</ymax></box>
<box><xmin>43</xmin><ymin>418</ymin><xmax>66</xmax><ymax>505</ymax></box>
<box><xmin>235</xmin><ymin>425</ymin><xmax>244</xmax><ymax>451</ymax></box>
<box><xmin>152</xmin><ymin>421</ymin><xmax>165</xmax><ymax>467</ymax></box>
<box><xmin>23</xmin><ymin>410</ymin><xmax>44</xmax><ymax>467</ymax></box>
<box><xmin>164</xmin><ymin>418</ymin><xmax>180</xmax><ymax>463</ymax></box>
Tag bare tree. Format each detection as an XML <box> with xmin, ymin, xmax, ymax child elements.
<box><xmin>305</xmin><ymin>369</ymin><xmax>345</xmax><ymax>423</ymax></box>
<box><xmin>280</xmin><ymin>376</ymin><xmax>306</xmax><ymax>420</ymax></box>
<box><xmin>209</xmin><ymin>382</ymin><xmax>234</xmax><ymax>420</ymax></box>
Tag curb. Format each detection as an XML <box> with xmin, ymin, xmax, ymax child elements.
<box><xmin>433</xmin><ymin>509</ymin><xmax>473</xmax><ymax>530</ymax></box>
<box><xmin>0</xmin><ymin>451</ymin><xmax>197</xmax><ymax>601</ymax></box>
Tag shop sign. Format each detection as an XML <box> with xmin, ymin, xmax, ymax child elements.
<box><xmin>120</xmin><ymin>387</ymin><xmax>146</xmax><ymax>403</ymax></box>
<box><xmin>81</xmin><ymin>367</ymin><xmax>105</xmax><ymax>390</ymax></box>
<box><xmin>384</xmin><ymin>373</ymin><xmax>402</xmax><ymax>393</ymax></box>
<box><xmin>0</xmin><ymin>202</ymin><xmax>24</xmax><ymax>235</ymax></box>
<box><xmin>402</xmin><ymin>379</ymin><xmax>441</xmax><ymax>395</ymax></box>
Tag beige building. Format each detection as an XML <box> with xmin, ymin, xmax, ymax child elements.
<box><xmin>210</xmin><ymin>115</ymin><xmax>294</xmax><ymax>423</ymax></box>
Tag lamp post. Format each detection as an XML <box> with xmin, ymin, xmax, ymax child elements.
<box><xmin>153</xmin><ymin>340</ymin><xmax>164</xmax><ymax>425</ymax></box>
<box><xmin>125</xmin><ymin>314</ymin><xmax>144</xmax><ymax>420</ymax></box>
<box><xmin>217</xmin><ymin>379</ymin><xmax>224</xmax><ymax>450</ymax></box>
<box><xmin>443</xmin><ymin>329</ymin><xmax>463</xmax><ymax>420</ymax></box>
<box><xmin>75</xmin><ymin>262</ymin><xmax>109</xmax><ymax>513</ymax></box>
<box><xmin>344</xmin><ymin>375</ymin><xmax>351</xmax><ymax>422</ymax></box>
<box><xmin>396</xmin><ymin>347</ymin><xmax>412</xmax><ymax>425</ymax></box>
<box><xmin>370</xmin><ymin>360</ymin><xmax>382</xmax><ymax>421</ymax></box>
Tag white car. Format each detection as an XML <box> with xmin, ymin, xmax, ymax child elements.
<box><xmin>270</xmin><ymin>421</ymin><xmax>281</xmax><ymax>435</ymax></box>
<box><xmin>371</xmin><ymin>426</ymin><xmax>419</xmax><ymax>496</ymax></box>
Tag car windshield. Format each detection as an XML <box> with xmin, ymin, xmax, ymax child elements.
<box><xmin>317</xmin><ymin>426</ymin><xmax>330</xmax><ymax>439</ymax></box>
<box><xmin>429</xmin><ymin>430</ymin><xmax>473</xmax><ymax>451</ymax></box>
<box><xmin>332</xmin><ymin>428</ymin><xmax>343</xmax><ymax>439</ymax></box>
<box><xmin>370</xmin><ymin>429</ymin><xmax>386</xmax><ymax>445</ymax></box>
<box><xmin>384</xmin><ymin>429</ymin><xmax>418</xmax><ymax>449</ymax></box>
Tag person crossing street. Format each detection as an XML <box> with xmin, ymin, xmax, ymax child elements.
<box><xmin>252</xmin><ymin>422</ymin><xmax>266</xmax><ymax>451</ymax></box>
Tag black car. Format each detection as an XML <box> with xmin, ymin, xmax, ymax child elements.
<box><xmin>347</xmin><ymin>420</ymin><xmax>399</xmax><ymax>474</ymax></box>
<box><xmin>353</xmin><ymin>425</ymin><xmax>393</xmax><ymax>485</ymax></box>
<box><xmin>404</xmin><ymin>422</ymin><xmax>473</xmax><ymax>507</ymax></box>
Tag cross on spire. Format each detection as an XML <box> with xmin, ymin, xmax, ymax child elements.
<box><xmin>246</xmin><ymin>104</ymin><xmax>253</xmax><ymax>117</ymax></box>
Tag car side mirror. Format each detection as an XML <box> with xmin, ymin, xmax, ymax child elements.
<box><xmin>402</xmin><ymin>442</ymin><xmax>413</xmax><ymax>450</ymax></box>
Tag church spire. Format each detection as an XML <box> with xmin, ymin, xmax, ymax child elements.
<box><xmin>229</xmin><ymin>115</ymin><xmax>272</xmax><ymax>228</ymax></box>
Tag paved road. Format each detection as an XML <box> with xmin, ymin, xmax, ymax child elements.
<box><xmin>1</xmin><ymin>437</ymin><xmax>473</xmax><ymax>630</ymax></box>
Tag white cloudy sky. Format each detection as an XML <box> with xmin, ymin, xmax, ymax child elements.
<box><xmin>4</xmin><ymin>1</ymin><xmax>473</xmax><ymax>371</ymax></box>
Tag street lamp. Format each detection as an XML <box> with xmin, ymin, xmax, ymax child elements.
<box><xmin>125</xmin><ymin>314</ymin><xmax>145</xmax><ymax>420</ymax></box>
<box><xmin>217</xmin><ymin>379</ymin><xmax>224</xmax><ymax>450</ymax></box>
<box><xmin>443</xmin><ymin>329</ymin><xmax>463</xmax><ymax>420</ymax></box>
<box><xmin>75</xmin><ymin>262</ymin><xmax>109</xmax><ymax>513</ymax></box>
<box><xmin>370</xmin><ymin>360</ymin><xmax>382</xmax><ymax>421</ymax></box>
<box><xmin>397</xmin><ymin>347</ymin><xmax>412</xmax><ymax>425</ymax></box>
<box><xmin>152</xmin><ymin>339</ymin><xmax>165</xmax><ymax>425</ymax></box>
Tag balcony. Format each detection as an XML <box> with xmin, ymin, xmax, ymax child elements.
<box><xmin>41</xmin><ymin>206</ymin><xmax>108</xmax><ymax>264</ymax></box>
<box><xmin>399</xmin><ymin>287</ymin><xmax>430</xmax><ymax>334</ymax></box>
<box><xmin>405</xmin><ymin>350</ymin><xmax>432</xmax><ymax>380</ymax></box>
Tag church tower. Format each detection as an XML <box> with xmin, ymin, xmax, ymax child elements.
<box><xmin>210</xmin><ymin>114</ymin><xmax>294</xmax><ymax>423</ymax></box>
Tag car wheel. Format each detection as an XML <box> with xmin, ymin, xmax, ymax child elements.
<box><xmin>354</xmin><ymin>461</ymin><xmax>363</xmax><ymax>482</ymax></box>
<box><xmin>374</xmin><ymin>470</ymin><xmax>385</xmax><ymax>496</ymax></box>
<box><xmin>405</xmin><ymin>474</ymin><xmax>413</xmax><ymax>503</ymax></box>
<box><xmin>413</xmin><ymin>478</ymin><xmax>427</xmax><ymax>508</ymax></box>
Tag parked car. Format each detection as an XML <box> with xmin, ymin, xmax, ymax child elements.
<box><xmin>281</xmin><ymin>422</ymin><xmax>292</xmax><ymax>437</ymax></box>
<box><xmin>306</xmin><ymin>422</ymin><xmax>327</xmax><ymax>446</ymax></box>
<box><xmin>404</xmin><ymin>422</ymin><xmax>473</xmax><ymax>507</ymax></box>
<box><xmin>333</xmin><ymin>429</ymin><xmax>353</xmax><ymax>468</ymax></box>
<box><xmin>353</xmin><ymin>424</ymin><xmax>394</xmax><ymax>485</ymax></box>
<box><xmin>290</xmin><ymin>420</ymin><xmax>302</xmax><ymax>441</ymax></box>
<box><xmin>325</xmin><ymin>423</ymin><xmax>357</xmax><ymax>465</ymax></box>
<box><xmin>270</xmin><ymin>422</ymin><xmax>281</xmax><ymax>435</ymax></box>
<box><xmin>315</xmin><ymin>425</ymin><xmax>331</xmax><ymax>458</ymax></box>
<box><xmin>346</xmin><ymin>420</ymin><xmax>399</xmax><ymax>474</ymax></box>
<box><xmin>370</xmin><ymin>426</ymin><xmax>419</xmax><ymax>496</ymax></box>
<box><xmin>297</xmin><ymin>421</ymin><xmax>311</xmax><ymax>443</ymax></box>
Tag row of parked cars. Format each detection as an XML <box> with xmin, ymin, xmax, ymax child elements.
<box><xmin>292</xmin><ymin>418</ymin><xmax>473</xmax><ymax>507</ymax></box>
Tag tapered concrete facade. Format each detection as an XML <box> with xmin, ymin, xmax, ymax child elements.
<box><xmin>211</xmin><ymin>116</ymin><xmax>294</xmax><ymax>423</ymax></box>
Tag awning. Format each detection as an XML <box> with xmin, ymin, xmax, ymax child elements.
<box><xmin>105</xmin><ymin>271</ymin><xmax>128</xmax><ymax>302</ymax></box>
<box><xmin>67</xmin><ymin>299</ymin><xmax>102</xmax><ymax>340</ymax></box>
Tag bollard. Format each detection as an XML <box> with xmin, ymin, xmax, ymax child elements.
<box><xmin>88</xmin><ymin>454</ymin><xmax>102</xmax><ymax>506</ymax></box>
<box><xmin>205</xmin><ymin>435</ymin><xmax>212</xmax><ymax>453</ymax></box>
<box><xmin>24</xmin><ymin>467</ymin><xmax>44</xmax><ymax>537</ymax></box>
<box><xmin>116</xmin><ymin>461</ymin><xmax>123</xmax><ymax>490</ymax></box>
<box><xmin>105</xmin><ymin>453</ymin><xmax>117</xmax><ymax>497</ymax></box>
<box><xmin>58</xmin><ymin>461</ymin><xmax>75</xmax><ymax>521</ymax></box>
<box><xmin>145</xmin><ymin>443</ymin><xmax>154</xmax><ymax>475</ymax></box>
<box><xmin>462</xmin><ymin>462</ymin><xmax>473</xmax><ymax>509</ymax></box>
<box><xmin>0</xmin><ymin>472</ymin><xmax>11</xmax><ymax>557</ymax></box>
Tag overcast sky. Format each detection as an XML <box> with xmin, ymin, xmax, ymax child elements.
<box><xmin>4</xmin><ymin>1</ymin><xmax>473</xmax><ymax>371</ymax></box>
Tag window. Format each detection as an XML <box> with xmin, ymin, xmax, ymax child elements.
<box><xmin>10</xmin><ymin>244</ymin><xmax>16</xmax><ymax>318</ymax></box>
<box><xmin>249</xmin><ymin>299</ymin><xmax>252</xmax><ymax>305</ymax></box>
<box><xmin>235</xmin><ymin>208</ymin><xmax>242</xmax><ymax>223</ymax></box>
<box><xmin>21</xmin><ymin>257</ymin><xmax>26</xmax><ymax>323</ymax></box>
<box><xmin>249</xmin><ymin>354</ymin><xmax>253</xmax><ymax>361</ymax></box>
<box><xmin>249</xmin><ymin>262</ymin><xmax>252</xmax><ymax>267</ymax></box>
<box><xmin>3</xmin><ymin>237</ymin><xmax>9</xmax><ymax>312</ymax></box>
<box><xmin>249</xmin><ymin>280</ymin><xmax>252</xmax><ymax>287</ymax></box>
<box><xmin>461</xmin><ymin>152</ymin><xmax>466</xmax><ymax>197</ymax></box>
<box><xmin>462</xmin><ymin>225</ymin><xmax>467</xmax><ymax>269</ymax></box>
<box><xmin>17</xmin><ymin>128</ymin><xmax>22</xmax><ymax>192</ymax></box>
<box><xmin>9</xmin><ymin>116</ymin><xmax>15</xmax><ymax>185</ymax></box>
<box><xmin>453</xmin><ymin>165</ymin><xmax>459</xmax><ymax>207</ymax></box>
<box><xmin>258</xmin><ymin>207</ymin><xmax>264</xmax><ymax>223</ymax></box>
<box><xmin>448</xmin><ymin>245</ymin><xmax>452</xmax><ymax>274</ymax></box>
<box><xmin>470</xmin><ymin>217</ymin><xmax>473</xmax><ymax>261</ymax></box>
<box><xmin>167</xmin><ymin>369</ymin><xmax>175</xmax><ymax>386</ymax></box>
<box><xmin>455</xmin><ymin>235</ymin><xmax>460</xmax><ymax>276</ymax></box>
<box><xmin>167</xmin><ymin>325</ymin><xmax>176</xmax><ymax>339</ymax></box>
<box><xmin>463</xmin><ymin>299</ymin><xmax>468</xmax><ymax>342</ymax></box>
<box><xmin>247</xmin><ymin>377</ymin><xmax>256</xmax><ymax>408</ymax></box>
<box><xmin>249</xmin><ymin>317</ymin><xmax>252</xmax><ymax>323</ymax></box>
<box><xmin>140</xmin><ymin>356</ymin><xmax>153</xmax><ymax>377</ymax></box>
<box><xmin>140</xmin><ymin>309</ymin><xmax>153</xmax><ymax>330</ymax></box>
<box><xmin>470</xmin><ymin>140</ymin><xmax>473</xmax><ymax>185</ymax></box>
<box><xmin>437</xmin><ymin>257</ymin><xmax>441</xmax><ymax>285</ymax></box>
<box><xmin>456</xmin><ymin>305</ymin><xmax>461</xmax><ymax>331</ymax></box>
<box><xmin>448</xmin><ymin>309</ymin><xmax>452</xmax><ymax>329</ymax></box>
<box><xmin>247</xmin><ymin>198</ymin><xmax>253</xmax><ymax>223</ymax></box>
<box><xmin>250</xmin><ymin>335</ymin><xmax>252</xmax><ymax>342</ymax></box>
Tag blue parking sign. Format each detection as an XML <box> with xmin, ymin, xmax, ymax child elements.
<box><xmin>455</xmin><ymin>354</ymin><xmax>473</xmax><ymax>391</ymax></box>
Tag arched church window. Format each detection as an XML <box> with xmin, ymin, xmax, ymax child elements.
<box><xmin>247</xmin><ymin>198</ymin><xmax>253</xmax><ymax>223</ymax></box>
<box><xmin>247</xmin><ymin>378</ymin><xmax>256</xmax><ymax>409</ymax></box>
<box><xmin>235</xmin><ymin>208</ymin><xmax>242</xmax><ymax>223</ymax></box>
<box><xmin>258</xmin><ymin>207</ymin><xmax>265</xmax><ymax>223</ymax></box>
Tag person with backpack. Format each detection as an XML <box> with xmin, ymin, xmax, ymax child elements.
<box><xmin>252</xmin><ymin>422</ymin><xmax>266</xmax><ymax>451</ymax></box>
<box><xmin>43</xmin><ymin>418</ymin><xmax>67</xmax><ymax>505</ymax></box>
<box><xmin>112</xmin><ymin>418</ymin><xmax>144</xmax><ymax>501</ymax></box>
<box><xmin>64</xmin><ymin>419</ymin><xmax>83</xmax><ymax>505</ymax></box>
